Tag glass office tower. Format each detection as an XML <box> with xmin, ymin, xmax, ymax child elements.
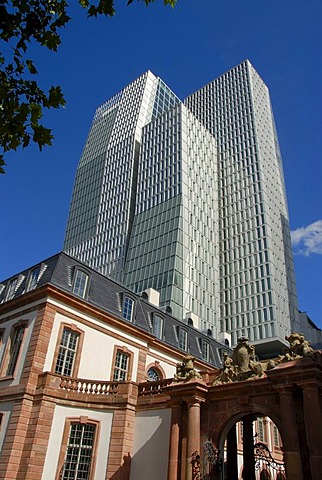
<box><xmin>64</xmin><ymin>71</ymin><xmax>180</xmax><ymax>282</ymax></box>
<box><xmin>64</xmin><ymin>61</ymin><xmax>299</xmax><ymax>351</ymax></box>
<box><xmin>185</xmin><ymin>60</ymin><xmax>300</xmax><ymax>353</ymax></box>
<box><xmin>123</xmin><ymin>104</ymin><xmax>219</xmax><ymax>333</ymax></box>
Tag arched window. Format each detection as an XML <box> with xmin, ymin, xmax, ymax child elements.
<box><xmin>147</xmin><ymin>367</ymin><xmax>160</xmax><ymax>381</ymax></box>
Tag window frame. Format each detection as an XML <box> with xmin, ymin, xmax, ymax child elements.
<box><xmin>52</xmin><ymin>323</ymin><xmax>84</xmax><ymax>378</ymax></box>
<box><xmin>5</xmin><ymin>278</ymin><xmax>18</xmax><ymax>301</ymax></box>
<box><xmin>151</xmin><ymin>314</ymin><xmax>163</xmax><ymax>339</ymax></box>
<box><xmin>110</xmin><ymin>346</ymin><xmax>133</xmax><ymax>382</ymax></box>
<box><xmin>26</xmin><ymin>267</ymin><xmax>41</xmax><ymax>292</ymax></box>
<box><xmin>72</xmin><ymin>269</ymin><xmax>90</xmax><ymax>299</ymax></box>
<box><xmin>0</xmin><ymin>320</ymin><xmax>28</xmax><ymax>378</ymax></box>
<box><xmin>177</xmin><ymin>327</ymin><xmax>188</xmax><ymax>351</ymax></box>
<box><xmin>145</xmin><ymin>361</ymin><xmax>165</xmax><ymax>382</ymax></box>
<box><xmin>56</xmin><ymin>416</ymin><xmax>100</xmax><ymax>480</ymax></box>
<box><xmin>122</xmin><ymin>296</ymin><xmax>134</xmax><ymax>322</ymax></box>
<box><xmin>200</xmin><ymin>338</ymin><xmax>210</xmax><ymax>362</ymax></box>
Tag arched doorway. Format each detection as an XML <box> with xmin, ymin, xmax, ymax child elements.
<box><xmin>206</xmin><ymin>414</ymin><xmax>285</xmax><ymax>480</ymax></box>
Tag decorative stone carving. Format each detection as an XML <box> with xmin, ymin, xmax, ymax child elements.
<box><xmin>174</xmin><ymin>355</ymin><xmax>202</xmax><ymax>381</ymax></box>
<box><xmin>191</xmin><ymin>451</ymin><xmax>201</xmax><ymax>480</ymax></box>
<box><xmin>214</xmin><ymin>333</ymin><xmax>316</xmax><ymax>383</ymax></box>
<box><xmin>214</xmin><ymin>337</ymin><xmax>264</xmax><ymax>385</ymax></box>
<box><xmin>267</xmin><ymin>332</ymin><xmax>314</xmax><ymax>369</ymax></box>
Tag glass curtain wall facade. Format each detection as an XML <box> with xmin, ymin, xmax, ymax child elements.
<box><xmin>185</xmin><ymin>60</ymin><xmax>300</xmax><ymax>347</ymax></box>
<box><xmin>64</xmin><ymin>72</ymin><xmax>180</xmax><ymax>282</ymax></box>
<box><xmin>64</xmin><ymin>60</ymin><xmax>299</xmax><ymax>347</ymax></box>
<box><xmin>123</xmin><ymin>104</ymin><xmax>219</xmax><ymax>333</ymax></box>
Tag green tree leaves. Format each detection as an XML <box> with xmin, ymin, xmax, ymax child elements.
<box><xmin>0</xmin><ymin>0</ymin><xmax>177</xmax><ymax>173</ymax></box>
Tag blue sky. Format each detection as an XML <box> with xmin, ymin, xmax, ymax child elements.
<box><xmin>1</xmin><ymin>0</ymin><xmax>321</xmax><ymax>326</ymax></box>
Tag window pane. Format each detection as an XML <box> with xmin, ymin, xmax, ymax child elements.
<box><xmin>62</xmin><ymin>423</ymin><xmax>96</xmax><ymax>480</ymax></box>
<box><xmin>152</xmin><ymin>315</ymin><xmax>163</xmax><ymax>338</ymax></box>
<box><xmin>178</xmin><ymin>328</ymin><xmax>187</xmax><ymax>350</ymax></box>
<box><xmin>147</xmin><ymin>367</ymin><xmax>160</xmax><ymax>381</ymax></box>
<box><xmin>55</xmin><ymin>328</ymin><xmax>79</xmax><ymax>376</ymax></box>
<box><xmin>27</xmin><ymin>268</ymin><xmax>40</xmax><ymax>291</ymax></box>
<box><xmin>113</xmin><ymin>351</ymin><xmax>129</xmax><ymax>381</ymax></box>
<box><xmin>122</xmin><ymin>297</ymin><xmax>133</xmax><ymax>322</ymax></box>
<box><xmin>6</xmin><ymin>278</ymin><xmax>18</xmax><ymax>301</ymax></box>
<box><xmin>73</xmin><ymin>271</ymin><xmax>89</xmax><ymax>298</ymax></box>
<box><xmin>201</xmin><ymin>340</ymin><xmax>209</xmax><ymax>362</ymax></box>
<box><xmin>6</xmin><ymin>325</ymin><xmax>26</xmax><ymax>376</ymax></box>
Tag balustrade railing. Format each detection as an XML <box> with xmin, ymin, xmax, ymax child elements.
<box><xmin>138</xmin><ymin>378</ymin><xmax>173</xmax><ymax>396</ymax></box>
<box><xmin>59</xmin><ymin>377</ymin><xmax>119</xmax><ymax>395</ymax></box>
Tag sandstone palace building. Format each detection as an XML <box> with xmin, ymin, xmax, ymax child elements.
<box><xmin>0</xmin><ymin>253</ymin><xmax>321</xmax><ymax>479</ymax></box>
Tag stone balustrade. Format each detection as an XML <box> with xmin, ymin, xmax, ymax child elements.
<box><xmin>59</xmin><ymin>376</ymin><xmax>119</xmax><ymax>395</ymax></box>
<box><xmin>138</xmin><ymin>378</ymin><xmax>173</xmax><ymax>396</ymax></box>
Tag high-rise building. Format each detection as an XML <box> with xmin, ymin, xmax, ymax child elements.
<box><xmin>64</xmin><ymin>60</ymin><xmax>300</xmax><ymax>351</ymax></box>
<box><xmin>185</xmin><ymin>60</ymin><xmax>300</xmax><ymax>353</ymax></box>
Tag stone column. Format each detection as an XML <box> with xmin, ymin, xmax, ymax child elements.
<box><xmin>168</xmin><ymin>402</ymin><xmax>183</xmax><ymax>480</ymax></box>
<box><xmin>300</xmin><ymin>382</ymin><xmax>322</xmax><ymax>478</ymax></box>
<box><xmin>186</xmin><ymin>401</ymin><xmax>201</xmax><ymax>480</ymax></box>
<box><xmin>226</xmin><ymin>424</ymin><xmax>238</xmax><ymax>480</ymax></box>
<box><xmin>242</xmin><ymin>415</ymin><xmax>255</xmax><ymax>480</ymax></box>
<box><xmin>277</xmin><ymin>386</ymin><xmax>303</xmax><ymax>480</ymax></box>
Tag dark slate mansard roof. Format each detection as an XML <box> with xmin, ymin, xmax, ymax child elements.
<box><xmin>0</xmin><ymin>252</ymin><xmax>231</xmax><ymax>368</ymax></box>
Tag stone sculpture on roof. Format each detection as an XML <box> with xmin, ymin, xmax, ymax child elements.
<box><xmin>213</xmin><ymin>332</ymin><xmax>315</xmax><ymax>385</ymax></box>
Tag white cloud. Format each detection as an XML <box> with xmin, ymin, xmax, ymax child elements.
<box><xmin>291</xmin><ymin>220</ymin><xmax>322</xmax><ymax>256</ymax></box>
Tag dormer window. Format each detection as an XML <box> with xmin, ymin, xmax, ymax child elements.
<box><xmin>151</xmin><ymin>314</ymin><xmax>163</xmax><ymax>339</ymax></box>
<box><xmin>178</xmin><ymin>327</ymin><xmax>187</xmax><ymax>351</ymax></box>
<box><xmin>27</xmin><ymin>267</ymin><xmax>40</xmax><ymax>291</ymax></box>
<box><xmin>73</xmin><ymin>270</ymin><xmax>89</xmax><ymax>298</ymax></box>
<box><xmin>5</xmin><ymin>278</ymin><xmax>18</xmax><ymax>301</ymax></box>
<box><xmin>122</xmin><ymin>296</ymin><xmax>134</xmax><ymax>322</ymax></box>
<box><xmin>200</xmin><ymin>339</ymin><xmax>210</xmax><ymax>362</ymax></box>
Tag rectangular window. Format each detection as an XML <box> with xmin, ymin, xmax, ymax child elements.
<box><xmin>27</xmin><ymin>267</ymin><xmax>40</xmax><ymax>291</ymax></box>
<box><xmin>60</xmin><ymin>421</ymin><xmax>97</xmax><ymax>480</ymax></box>
<box><xmin>257</xmin><ymin>417</ymin><xmax>265</xmax><ymax>442</ymax></box>
<box><xmin>201</xmin><ymin>340</ymin><xmax>210</xmax><ymax>362</ymax></box>
<box><xmin>152</xmin><ymin>315</ymin><xmax>163</xmax><ymax>339</ymax></box>
<box><xmin>122</xmin><ymin>297</ymin><xmax>134</xmax><ymax>322</ymax></box>
<box><xmin>73</xmin><ymin>270</ymin><xmax>89</xmax><ymax>298</ymax></box>
<box><xmin>6</xmin><ymin>323</ymin><xmax>26</xmax><ymax>376</ymax></box>
<box><xmin>178</xmin><ymin>328</ymin><xmax>187</xmax><ymax>351</ymax></box>
<box><xmin>55</xmin><ymin>328</ymin><xmax>80</xmax><ymax>376</ymax></box>
<box><xmin>5</xmin><ymin>278</ymin><xmax>18</xmax><ymax>301</ymax></box>
<box><xmin>113</xmin><ymin>351</ymin><xmax>129</xmax><ymax>381</ymax></box>
<box><xmin>273</xmin><ymin>425</ymin><xmax>280</xmax><ymax>447</ymax></box>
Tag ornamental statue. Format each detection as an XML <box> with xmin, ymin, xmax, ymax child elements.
<box><xmin>214</xmin><ymin>333</ymin><xmax>316</xmax><ymax>384</ymax></box>
<box><xmin>174</xmin><ymin>355</ymin><xmax>202</xmax><ymax>381</ymax></box>
<box><xmin>214</xmin><ymin>337</ymin><xmax>264</xmax><ymax>385</ymax></box>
